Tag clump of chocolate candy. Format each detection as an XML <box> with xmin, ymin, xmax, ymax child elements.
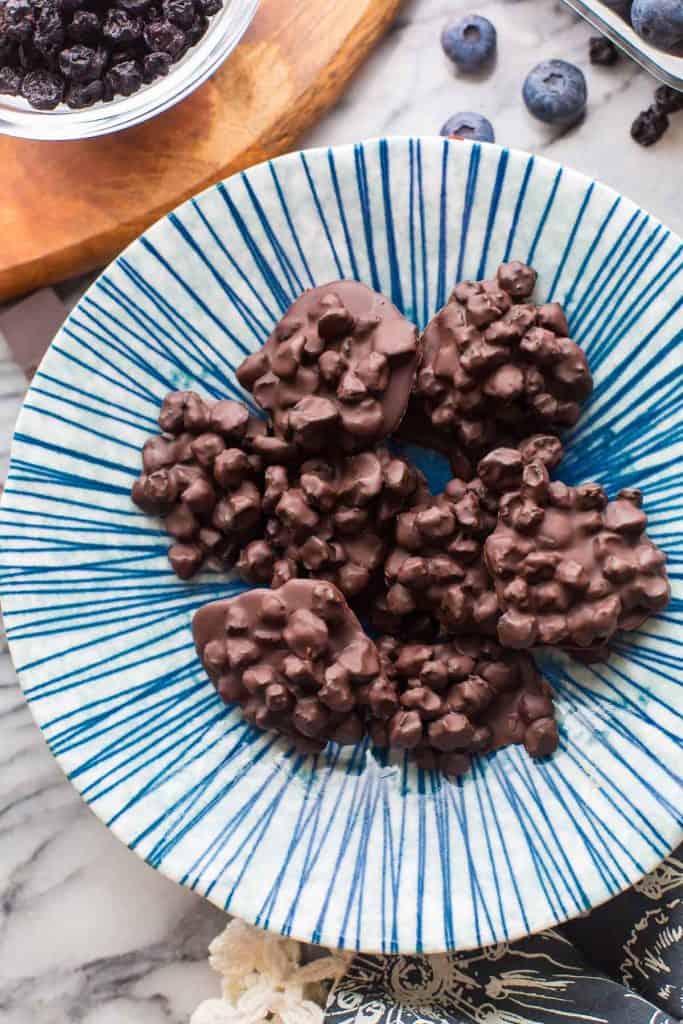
<box><xmin>412</xmin><ymin>262</ymin><xmax>593</xmax><ymax>457</ymax></box>
<box><xmin>131</xmin><ymin>389</ymin><xmax>297</xmax><ymax>579</ymax></box>
<box><xmin>193</xmin><ymin>579</ymin><xmax>399</xmax><ymax>754</ymax></box>
<box><xmin>238</xmin><ymin>448</ymin><xmax>429</xmax><ymax>600</ymax></box>
<box><xmin>485</xmin><ymin>476</ymin><xmax>670</xmax><ymax>651</ymax></box>
<box><xmin>130</xmin><ymin>269</ymin><xmax>671</xmax><ymax>778</ymax></box>
<box><xmin>236</xmin><ymin>281</ymin><xmax>420</xmax><ymax>454</ymax></box>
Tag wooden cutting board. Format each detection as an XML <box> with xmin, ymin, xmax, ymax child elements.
<box><xmin>0</xmin><ymin>0</ymin><xmax>402</xmax><ymax>302</ymax></box>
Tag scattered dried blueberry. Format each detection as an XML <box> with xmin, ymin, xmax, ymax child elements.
<box><xmin>631</xmin><ymin>105</ymin><xmax>669</xmax><ymax>146</ymax></box>
<box><xmin>21</xmin><ymin>68</ymin><xmax>64</xmax><ymax>109</ymax></box>
<box><xmin>631</xmin><ymin>0</ymin><xmax>683</xmax><ymax>54</ymax></box>
<box><xmin>440</xmin><ymin>111</ymin><xmax>495</xmax><ymax>143</ymax></box>
<box><xmin>523</xmin><ymin>59</ymin><xmax>587</xmax><ymax>127</ymax></box>
<box><xmin>0</xmin><ymin>65</ymin><xmax>23</xmax><ymax>96</ymax></box>
<box><xmin>655</xmin><ymin>84</ymin><xmax>683</xmax><ymax>115</ymax></box>
<box><xmin>589</xmin><ymin>36</ymin><xmax>619</xmax><ymax>66</ymax></box>
<box><xmin>441</xmin><ymin>14</ymin><xmax>497</xmax><ymax>72</ymax></box>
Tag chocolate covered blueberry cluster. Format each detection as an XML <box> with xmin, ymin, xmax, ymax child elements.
<box><xmin>238</xmin><ymin>448</ymin><xmax>430</xmax><ymax>601</ymax></box>
<box><xmin>236</xmin><ymin>281</ymin><xmax>420</xmax><ymax>454</ymax></box>
<box><xmin>377</xmin><ymin>436</ymin><xmax>564</xmax><ymax>637</ymax></box>
<box><xmin>131</xmin><ymin>389</ymin><xmax>297</xmax><ymax>579</ymax></box>
<box><xmin>485</xmin><ymin>476</ymin><xmax>671</xmax><ymax>652</ymax></box>
<box><xmin>129</xmin><ymin>269</ymin><xmax>671</xmax><ymax>778</ymax></box>
<box><xmin>374</xmin><ymin>635</ymin><xmax>559</xmax><ymax>775</ymax></box>
<box><xmin>193</xmin><ymin>580</ymin><xmax>401</xmax><ymax>755</ymax></box>
<box><xmin>412</xmin><ymin>262</ymin><xmax>593</xmax><ymax>457</ymax></box>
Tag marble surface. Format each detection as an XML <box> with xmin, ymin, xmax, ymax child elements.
<box><xmin>0</xmin><ymin>1</ymin><xmax>680</xmax><ymax>1021</ymax></box>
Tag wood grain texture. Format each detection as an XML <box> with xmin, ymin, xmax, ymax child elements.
<box><xmin>0</xmin><ymin>0</ymin><xmax>402</xmax><ymax>302</ymax></box>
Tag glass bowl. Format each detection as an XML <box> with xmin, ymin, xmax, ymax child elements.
<box><xmin>0</xmin><ymin>0</ymin><xmax>259</xmax><ymax>140</ymax></box>
<box><xmin>562</xmin><ymin>0</ymin><xmax>683</xmax><ymax>90</ymax></box>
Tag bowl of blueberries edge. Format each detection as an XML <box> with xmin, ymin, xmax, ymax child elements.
<box><xmin>0</xmin><ymin>0</ymin><xmax>259</xmax><ymax>139</ymax></box>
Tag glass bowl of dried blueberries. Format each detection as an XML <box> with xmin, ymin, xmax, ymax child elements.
<box><xmin>0</xmin><ymin>0</ymin><xmax>259</xmax><ymax>139</ymax></box>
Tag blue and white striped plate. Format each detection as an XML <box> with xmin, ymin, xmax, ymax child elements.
<box><xmin>1</xmin><ymin>138</ymin><xmax>681</xmax><ymax>954</ymax></box>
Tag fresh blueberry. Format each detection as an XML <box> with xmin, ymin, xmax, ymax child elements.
<box><xmin>441</xmin><ymin>15</ymin><xmax>496</xmax><ymax>72</ymax></box>
<box><xmin>631</xmin><ymin>0</ymin><xmax>683</xmax><ymax>53</ymax></box>
<box><xmin>440</xmin><ymin>112</ymin><xmax>495</xmax><ymax>143</ymax></box>
<box><xmin>523</xmin><ymin>60</ymin><xmax>587</xmax><ymax>126</ymax></box>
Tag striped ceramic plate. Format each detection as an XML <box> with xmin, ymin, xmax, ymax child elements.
<box><xmin>0</xmin><ymin>138</ymin><xmax>681</xmax><ymax>953</ymax></box>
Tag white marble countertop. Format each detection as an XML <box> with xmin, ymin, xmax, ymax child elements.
<box><xmin>1</xmin><ymin>2</ymin><xmax>680</xmax><ymax>1021</ymax></box>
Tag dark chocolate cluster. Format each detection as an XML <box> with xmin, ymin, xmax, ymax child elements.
<box><xmin>238</xmin><ymin>448</ymin><xmax>430</xmax><ymax>600</ymax></box>
<box><xmin>0</xmin><ymin>0</ymin><xmax>220</xmax><ymax>110</ymax></box>
<box><xmin>485</xmin><ymin>476</ymin><xmax>671</xmax><ymax>651</ymax></box>
<box><xmin>128</xmin><ymin>270</ymin><xmax>672</xmax><ymax>778</ymax></box>
<box><xmin>131</xmin><ymin>389</ymin><xmax>297</xmax><ymax>579</ymax></box>
<box><xmin>374</xmin><ymin>634</ymin><xmax>559</xmax><ymax>774</ymax></box>
<box><xmin>236</xmin><ymin>281</ymin><xmax>420</xmax><ymax>454</ymax></box>
<box><xmin>378</xmin><ymin>437</ymin><xmax>564</xmax><ymax>637</ymax></box>
<box><xmin>193</xmin><ymin>580</ymin><xmax>400</xmax><ymax>755</ymax></box>
<box><xmin>412</xmin><ymin>262</ymin><xmax>593</xmax><ymax>456</ymax></box>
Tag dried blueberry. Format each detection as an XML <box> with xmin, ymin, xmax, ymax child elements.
<box><xmin>440</xmin><ymin>111</ymin><xmax>495</xmax><ymax>143</ymax></box>
<box><xmin>106</xmin><ymin>59</ymin><xmax>143</xmax><ymax>96</ymax></box>
<box><xmin>198</xmin><ymin>0</ymin><xmax>221</xmax><ymax>14</ymax></box>
<box><xmin>5</xmin><ymin>0</ymin><xmax>36</xmax><ymax>44</ymax></box>
<box><xmin>67</xmin><ymin>11</ymin><xmax>101</xmax><ymax>43</ymax></box>
<box><xmin>631</xmin><ymin>105</ymin><xmax>669</xmax><ymax>146</ymax></box>
<box><xmin>589</xmin><ymin>36</ymin><xmax>619</xmax><ymax>66</ymax></box>
<box><xmin>0</xmin><ymin>65</ymin><xmax>24</xmax><ymax>95</ymax></box>
<box><xmin>18</xmin><ymin>40</ymin><xmax>41</xmax><ymax>69</ymax></box>
<box><xmin>34</xmin><ymin>5</ymin><xmax>65</xmax><ymax>57</ymax></box>
<box><xmin>117</xmin><ymin>0</ymin><xmax>155</xmax><ymax>13</ymax></box>
<box><xmin>441</xmin><ymin>14</ymin><xmax>496</xmax><ymax>72</ymax></box>
<box><xmin>103</xmin><ymin>8</ymin><xmax>143</xmax><ymax>45</ymax></box>
<box><xmin>21</xmin><ymin>68</ymin><xmax>64</xmax><ymax>108</ymax></box>
<box><xmin>142</xmin><ymin>49</ymin><xmax>172</xmax><ymax>81</ymax></box>
<box><xmin>655</xmin><ymin>84</ymin><xmax>683</xmax><ymax>115</ymax></box>
<box><xmin>162</xmin><ymin>0</ymin><xmax>195</xmax><ymax>29</ymax></box>
<box><xmin>143</xmin><ymin>18</ymin><xmax>186</xmax><ymax>56</ymax></box>
<box><xmin>58</xmin><ymin>44</ymin><xmax>106</xmax><ymax>82</ymax></box>
<box><xmin>186</xmin><ymin>11</ymin><xmax>207</xmax><ymax>46</ymax></box>
<box><xmin>65</xmin><ymin>77</ymin><xmax>103</xmax><ymax>107</ymax></box>
<box><xmin>523</xmin><ymin>60</ymin><xmax>587</xmax><ymax>127</ymax></box>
